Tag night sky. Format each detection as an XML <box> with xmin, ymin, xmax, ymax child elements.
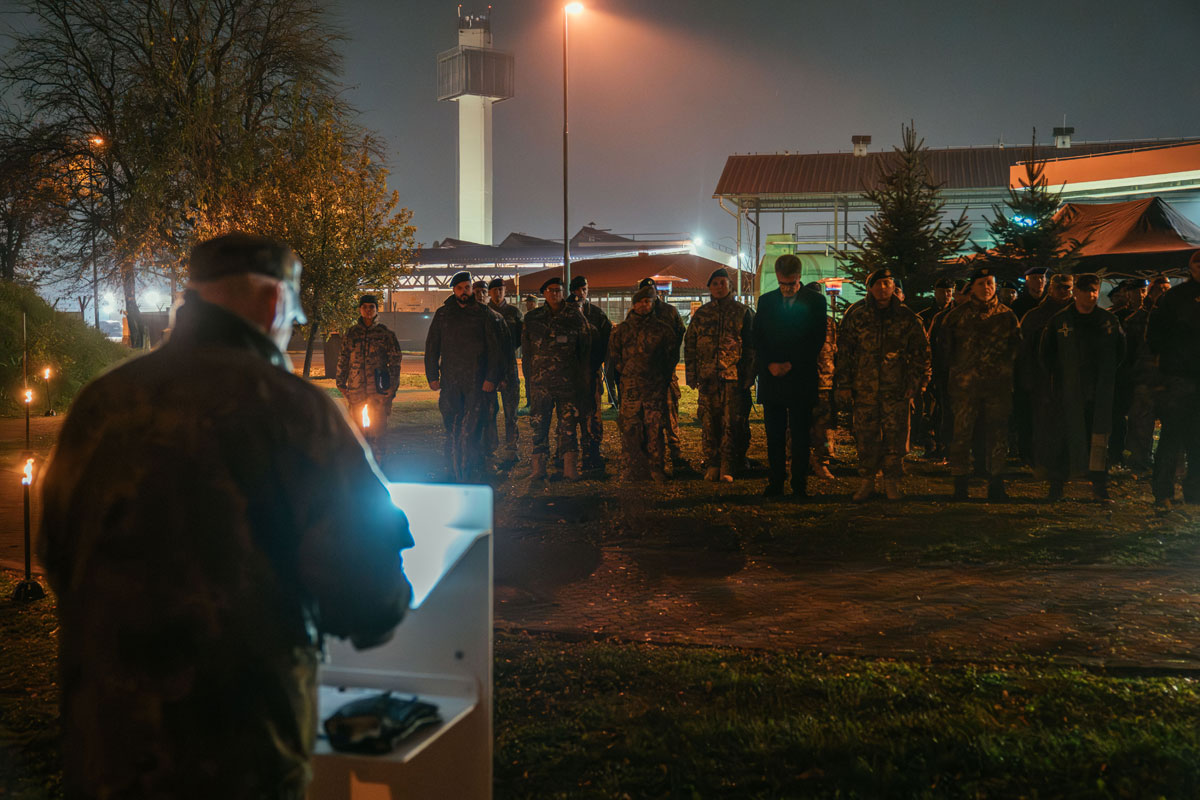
<box><xmin>7</xmin><ymin>1</ymin><xmax>1200</xmax><ymax>247</ymax></box>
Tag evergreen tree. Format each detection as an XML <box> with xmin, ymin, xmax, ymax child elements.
<box><xmin>974</xmin><ymin>135</ymin><xmax>1084</xmax><ymax>278</ymax></box>
<box><xmin>837</xmin><ymin>122</ymin><xmax>969</xmax><ymax>293</ymax></box>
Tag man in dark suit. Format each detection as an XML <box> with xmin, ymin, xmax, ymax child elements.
<box><xmin>753</xmin><ymin>254</ymin><xmax>829</xmax><ymax>498</ymax></box>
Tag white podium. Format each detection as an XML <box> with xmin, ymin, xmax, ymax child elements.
<box><xmin>308</xmin><ymin>483</ymin><xmax>493</xmax><ymax>800</ymax></box>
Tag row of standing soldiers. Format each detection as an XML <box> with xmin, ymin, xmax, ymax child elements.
<box><xmin>417</xmin><ymin>252</ymin><xmax>1199</xmax><ymax>508</ymax></box>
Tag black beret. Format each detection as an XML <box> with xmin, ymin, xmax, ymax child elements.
<box><xmin>708</xmin><ymin>268</ymin><xmax>730</xmax><ymax>286</ymax></box>
<box><xmin>804</xmin><ymin>281</ymin><xmax>821</xmax><ymax>292</ymax></box>
<box><xmin>1106</xmin><ymin>285</ymin><xmax>1122</xmax><ymax>299</ymax></box>
<box><xmin>1001</xmin><ymin>280</ymin><xmax>1018</xmax><ymax>290</ymax></box>
<box><xmin>487</xmin><ymin>277</ymin><xmax>505</xmax><ymax>290</ymax></box>
<box><xmin>472</xmin><ymin>280</ymin><xmax>487</xmax><ymax>290</ymax></box>
<box><xmin>569</xmin><ymin>275</ymin><xmax>588</xmax><ymax>291</ymax></box>
<box><xmin>1023</xmin><ymin>266</ymin><xmax>1049</xmax><ymax>277</ymax></box>
<box><xmin>189</xmin><ymin>232</ymin><xmax>298</xmax><ymax>284</ymax></box>
<box><xmin>1150</xmin><ymin>275</ymin><xmax>1171</xmax><ymax>286</ymax></box>
<box><xmin>540</xmin><ymin>277</ymin><xmax>563</xmax><ymax>293</ymax></box>
<box><xmin>358</xmin><ymin>294</ymin><xmax>378</xmax><ymax>307</ymax></box>
<box><xmin>934</xmin><ymin>277</ymin><xmax>954</xmax><ymax>289</ymax></box>
<box><xmin>968</xmin><ymin>266</ymin><xmax>995</xmax><ymax>283</ymax></box>
<box><xmin>954</xmin><ymin>280</ymin><xmax>968</xmax><ymax>292</ymax></box>
<box><xmin>866</xmin><ymin>268</ymin><xmax>895</xmax><ymax>287</ymax></box>
<box><xmin>450</xmin><ymin>271</ymin><xmax>472</xmax><ymax>287</ymax></box>
<box><xmin>638</xmin><ymin>277</ymin><xmax>656</xmax><ymax>289</ymax></box>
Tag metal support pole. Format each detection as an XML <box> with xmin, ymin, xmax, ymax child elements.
<box><xmin>562</xmin><ymin>10</ymin><xmax>571</xmax><ymax>287</ymax></box>
<box><xmin>735</xmin><ymin>208</ymin><xmax>742</xmax><ymax>300</ymax></box>
<box><xmin>14</xmin><ymin>310</ymin><xmax>44</xmax><ymax>601</ymax></box>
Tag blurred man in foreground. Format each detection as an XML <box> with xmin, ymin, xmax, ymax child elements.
<box><xmin>41</xmin><ymin>232</ymin><xmax>414</xmax><ymax>800</ymax></box>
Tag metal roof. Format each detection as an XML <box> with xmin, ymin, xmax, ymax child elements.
<box><xmin>713</xmin><ymin>138</ymin><xmax>1200</xmax><ymax>198</ymax></box>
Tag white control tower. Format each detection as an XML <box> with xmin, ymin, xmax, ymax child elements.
<box><xmin>437</xmin><ymin>7</ymin><xmax>515</xmax><ymax>245</ymax></box>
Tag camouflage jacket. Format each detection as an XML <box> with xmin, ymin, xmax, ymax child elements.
<box><xmin>574</xmin><ymin>298</ymin><xmax>613</xmax><ymax>375</ymax></box>
<box><xmin>652</xmin><ymin>297</ymin><xmax>685</xmax><ymax>384</ymax></box>
<box><xmin>488</xmin><ymin>299</ymin><xmax>523</xmax><ymax>378</ymax></box>
<box><xmin>521</xmin><ymin>301</ymin><xmax>591</xmax><ymax>398</ymax></box>
<box><xmin>39</xmin><ymin>292</ymin><xmax>413</xmax><ymax>800</ymax></box>
<box><xmin>938</xmin><ymin>295</ymin><xmax>1021</xmax><ymax>395</ymax></box>
<box><xmin>816</xmin><ymin>314</ymin><xmax>838</xmax><ymax>391</ymax></box>
<box><xmin>837</xmin><ymin>295</ymin><xmax>930</xmax><ymax>399</ymax></box>
<box><xmin>424</xmin><ymin>295</ymin><xmax>506</xmax><ymax>388</ymax></box>
<box><xmin>606</xmin><ymin>307</ymin><xmax>678</xmax><ymax>399</ymax></box>
<box><xmin>683</xmin><ymin>294</ymin><xmax>755</xmax><ymax>387</ymax></box>
<box><xmin>335</xmin><ymin>318</ymin><xmax>403</xmax><ymax>404</ymax></box>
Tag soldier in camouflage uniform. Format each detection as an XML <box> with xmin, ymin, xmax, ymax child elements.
<box><xmin>487</xmin><ymin>277</ymin><xmax>523</xmax><ymax>463</ymax></box>
<box><xmin>609</xmin><ymin>284</ymin><xmax>679</xmax><ymax>481</ymax></box>
<box><xmin>638</xmin><ymin>277</ymin><xmax>688</xmax><ymax>469</ymax></box>
<box><xmin>939</xmin><ymin>266</ymin><xmax>1022</xmax><ymax>501</ymax></box>
<box><xmin>805</xmin><ymin>282</ymin><xmax>838</xmax><ymax>480</ymax></box>
<box><xmin>684</xmin><ymin>268</ymin><xmax>755</xmax><ymax>482</ymax></box>
<box><xmin>522</xmin><ymin>276</ymin><xmax>591</xmax><ymax>481</ymax></box>
<box><xmin>1018</xmin><ymin>273</ymin><xmax>1075</xmax><ymax>476</ymax></box>
<box><xmin>336</xmin><ymin>293</ymin><xmax>403</xmax><ymax>454</ymax></box>
<box><xmin>40</xmin><ymin>233</ymin><xmax>413</xmax><ymax>800</ymax></box>
<box><xmin>425</xmin><ymin>271</ymin><xmax>506</xmax><ymax>482</ymax></box>
<box><xmin>926</xmin><ymin>280</ymin><xmax>969</xmax><ymax>459</ymax></box>
<box><xmin>836</xmin><ymin>268</ymin><xmax>931</xmax><ymax>501</ymax></box>
<box><xmin>569</xmin><ymin>275</ymin><xmax>613</xmax><ymax>470</ymax></box>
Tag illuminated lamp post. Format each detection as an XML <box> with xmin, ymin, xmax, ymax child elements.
<box><xmin>13</xmin><ymin>312</ymin><xmax>45</xmax><ymax>601</ymax></box>
<box><xmin>87</xmin><ymin>135</ymin><xmax>106</xmax><ymax>329</ymax></box>
<box><xmin>562</xmin><ymin>2</ymin><xmax>583</xmax><ymax>287</ymax></box>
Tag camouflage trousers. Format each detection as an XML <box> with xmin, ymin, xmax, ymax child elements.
<box><xmin>578</xmin><ymin>371</ymin><xmax>604</xmax><ymax>460</ymax></box>
<box><xmin>493</xmin><ymin>369</ymin><xmax>520</xmax><ymax>454</ymax></box>
<box><xmin>698</xmin><ymin>381</ymin><xmax>744</xmax><ymax>471</ymax></box>
<box><xmin>810</xmin><ymin>389</ymin><xmax>835</xmax><ymax>467</ymax></box>
<box><xmin>851</xmin><ymin>394</ymin><xmax>912</xmax><ymax>478</ymax></box>
<box><xmin>438</xmin><ymin>383</ymin><xmax>490</xmax><ymax>481</ymax></box>
<box><xmin>948</xmin><ymin>388</ymin><xmax>1012</xmax><ymax>478</ymax></box>
<box><xmin>529</xmin><ymin>389</ymin><xmax>579</xmax><ymax>457</ymax></box>
<box><xmin>1125</xmin><ymin>383</ymin><xmax>1156</xmax><ymax>470</ymax></box>
<box><xmin>618</xmin><ymin>390</ymin><xmax>667</xmax><ymax>478</ymax></box>
<box><xmin>665</xmin><ymin>374</ymin><xmax>682</xmax><ymax>456</ymax></box>
<box><xmin>347</xmin><ymin>394</ymin><xmax>392</xmax><ymax>453</ymax></box>
<box><xmin>1152</xmin><ymin>376</ymin><xmax>1200</xmax><ymax>503</ymax></box>
<box><xmin>736</xmin><ymin>387</ymin><xmax>753</xmax><ymax>464</ymax></box>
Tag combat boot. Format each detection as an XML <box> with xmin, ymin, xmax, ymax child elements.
<box><xmin>721</xmin><ymin>462</ymin><xmax>735</xmax><ymax>483</ymax></box>
<box><xmin>987</xmin><ymin>477</ymin><xmax>1009</xmax><ymax>502</ymax></box>
<box><xmin>704</xmin><ymin>466</ymin><xmax>720</xmax><ymax>482</ymax></box>
<box><xmin>952</xmin><ymin>476</ymin><xmax>970</xmax><ymax>501</ymax></box>
<box><xmin>562</xmin><ymin>451</ymin><xmax>581</xmax><ymax>482</ymax></box>
<box><xmin>882</xmin><ymin>478</ymin><xmax>903</xmax><ymax>501</ymax></box>
<box><xmin>1047</xmin><ymin>480</ymin><xmax>1065</xmax><ymax>502</ymax></box>
<box><xmin>530</xmin><ymin>453</ymin><xmax>547</xmax><ymax>480</ymax></box>
<box><xmin>650</xmin><ymin>468</ymin><xmax>667</xmax><ymax>484</ymax></box>
<box><xmin>852</xmin><ymin>477</ymin><xmax>874</xmax><ymax>502</ymax></box>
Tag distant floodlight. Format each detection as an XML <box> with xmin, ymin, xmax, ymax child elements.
<box><xmin>693</xmin><ymin>236</ymin><xmax>704</xmax><ymax>247</ymax></box>
<box><xmin>565</xmin><ymin>2</ymin><xmax>583</xmax><ymax>13</ymax></box>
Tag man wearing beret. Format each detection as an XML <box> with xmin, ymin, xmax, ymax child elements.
<box><xmin>637</xmin><ymin>277</ymin><xmax>689</xmax><ymax>471</ymax></box>
<box><xmin>1009</xmin><ymin>267</ymin><xmax>1048</xmax><ymax>320</ymax></box>
<box><xmin>487</xmin><ymin>277</ymin><xmax>523</xmax><ymax>463</ymax></box>
<box><xmin>684</xmin><ymin>268</ymin><xmax>756</xmax><ymax>482</ymax></box>
<box><xmin>836</xmin><ymin>268</ymin><xmax>930</xmax><ymax>501</ymax></box>
<box><xmin>1109</xmin><ymin>278</ymin><xmax>1150</xmax><ymax>469</ymax></box>
<box><xmin>1017</xmin><ymin>273</ymin><xmax>1075</xmax><ymax>474</ymax></box>
<box><xmin>924</xmin><ymin>278</ymin><xmax>966</xmax><ymax>460</ymax></box>
<box><xmin>1146</xmin><ymin>251</ymin><xmax>1200</xmax><ymax>511</ymax></box>
<box><xmin>938</xmin><ymin>266</ymin><xmax>1021</xmax><ymax>500</ymax></box>
<box><xmin>569</xmin><ymin>275</ymin><xmax>613</xmax><ymax>471</ymax></box>
<box><xmin>336</xmin><ymin>293</ymin><xmax>403</xmax><ymax>454</ymax></box>
<box><xmin>522</xmin><ymin>276</ymin><xmax>591</xmax><ymax>480</ymax></box>
<box><xmin>753</xmin><ymin>254</ymin><xmax>828</xmax><ymax>498</ymax></box>
<box><xmin>1038</xmin><ymin>273</ymin><xmax>1125</xmax><ymax>502</ymax></box>
<box><xmin>608</xmin><ymin>283</ymin><xmax>679</xmax><ymax>481</ymax></box>
<box><xmin>40</xmin><ymin>233</ymin><xmax>413</xmax><ymax>800</ymax></box>
<box><xmin>425</xmin><ymin>270</ymin><xmax>506</xmax><ymax>481</ymax></box>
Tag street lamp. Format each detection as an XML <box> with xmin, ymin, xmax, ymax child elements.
<box><xmin>562</xmin><ymin>3</ymin><xmax>583</xmax><ymax>287</ymax></box>
<box><xmin>86</xmin><ymin>135</ymin><xmax>106</xmax><ymax>329</ymax></box>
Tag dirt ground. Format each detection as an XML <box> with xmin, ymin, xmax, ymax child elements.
<box><xmin>4</xmin><ymin>366</ymin><xmax>1199</xmax><ymax>670</ymax></box>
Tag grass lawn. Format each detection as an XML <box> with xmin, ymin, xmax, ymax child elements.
<box><xmin>6</xmin><ymin>575</ymin><xmax>1199</xmax><ymax>799</ymax></box>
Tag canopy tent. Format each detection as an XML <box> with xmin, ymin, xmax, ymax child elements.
<box><xmin>519</xmin><ymin>253</ymin><xmax>754</xmax><ymax>295</ymax></box>
<box><xmin>1051</xmin><ymin>197</ymin><xmax>1200</xmax><ymax>275</ymax></box>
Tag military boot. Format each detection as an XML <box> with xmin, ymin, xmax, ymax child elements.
<box><xmin>1047</xmin><ymin>480</ymin><xmax>1065</xmax><ymax>502</ymax></box>
<box><xmin>562</xmin><ymin>451</ymin><xmax>581</xmax><ymax>482</ymax></box>
<box><xmin>987</xmin><ymin>477</ymin><xmax>1009</xmax><ymax>502</ymax></box>
<box><xmin>952</xmin><ymin>476</ymin><xmax>970</xmax><ymax>501</ymax></box>
<box><xmin>882</xmin><ymin>478</ymin><xmax>903</xmax><ymax>501</ymax></box>
<box><xmin>852</xmin><ymin>477</ymin><xmax>874</xmax><ymax>502</ymax></box>
<box><xmin>704</xmin><ymin>466</ymin><xmax>720</xmax><ymax>482</ymax></box>
<box><xmin>530</xmin><ymin>453</ymin><xmax>547</xmax><ymax>480</ymax></box>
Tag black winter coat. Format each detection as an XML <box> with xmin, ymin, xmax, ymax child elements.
<box><xmin>424</xmin><ymin>295</ymin><xmax>505</xmax><ymax>388</ymax></box>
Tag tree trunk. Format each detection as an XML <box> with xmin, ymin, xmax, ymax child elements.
<box><xmin>302</xmin><ymin>312</ymin><xmax>319</xmax><ymax>378</ymax></box>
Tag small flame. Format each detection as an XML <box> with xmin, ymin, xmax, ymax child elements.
<box><xmin>24</xmin><ymin>389</ymin><xmax>32</xmax><ymax>404</ymax></box>
<box><xmin>21</xmin><ymin>458</ymin><xmax>33</xmax><ymax>486</ymax></box>
<box><xmin>361</xmin><ymin>404</ymin><xmax>371</xmax><ymax>429</ymax></box>
<box><xmin>43</xmin><ymin>368</ymin><xmax>51</xmax><ymax>380</ymax></box>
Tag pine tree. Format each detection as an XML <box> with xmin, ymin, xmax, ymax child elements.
<box><xmin>974</xmin><ymin>134</ymin><xmax>1084</xmax><ymax>278</ymax></box>
<box><xmin>837</xmin><ymin>122</ymin><xmax>969</xmax><ymax>293</ymax></box>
